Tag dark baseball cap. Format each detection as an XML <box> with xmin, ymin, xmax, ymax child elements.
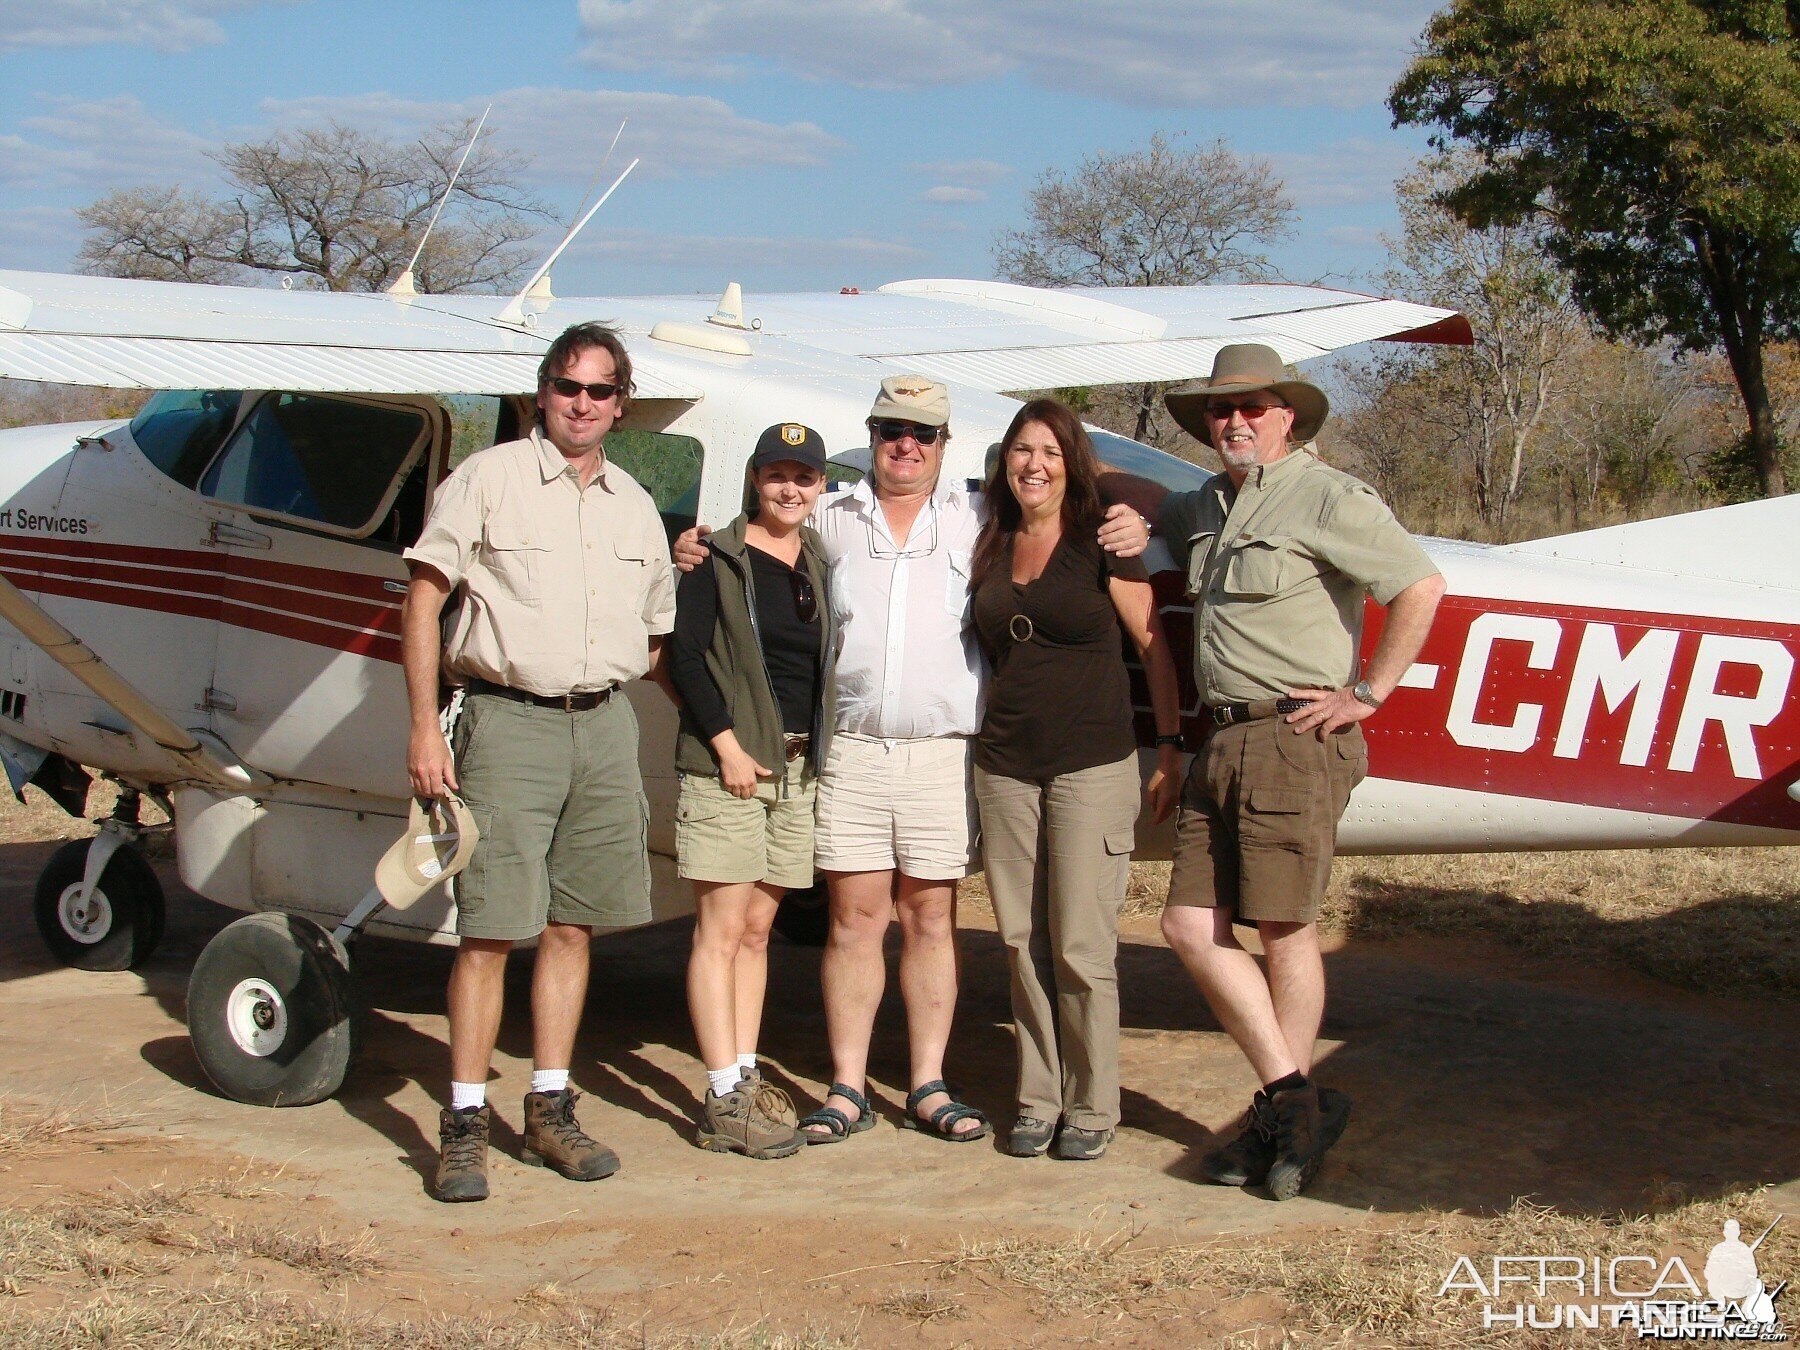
<box><xmin>750</xmin><ymin>423</ymin><xmax>828</xmax><ymax>474</ymax></box>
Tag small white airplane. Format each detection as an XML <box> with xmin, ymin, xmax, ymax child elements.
<box><xmin>0</xmin><ymin>260</ymin><xmax>1794</xmax><ymax>1110</ymax></box>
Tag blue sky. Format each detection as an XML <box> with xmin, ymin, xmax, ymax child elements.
<box><xmin>0</xmin><ymin>0</ymin><xmax>1444</xmax><ymax>298</ymax></box>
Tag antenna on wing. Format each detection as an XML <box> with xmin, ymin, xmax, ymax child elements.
<box><xmin>388</xmin><ymin>104</ymin><xmax>492</xmax><ymax>300</ymax></box>
<box><xmin>494</xmin><ymin>156</ymin><xmax>639</xmax><ymax>328</ymax></box>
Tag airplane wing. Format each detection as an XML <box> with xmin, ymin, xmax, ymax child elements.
<box><xmin>0</xmin><ymin>269</ymin><xmax>1467</xmax><ymax>398</ymax></box>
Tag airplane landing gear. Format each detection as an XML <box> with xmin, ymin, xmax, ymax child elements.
<box><xmin>186</xmin><ymin>912</ymin><xmax>360</xmax><ymax>1107</ymax></box>
<box><xmin>32</xmin><ymin>790</ymin><xmax>166</xmax><ymax>970</ymax></box>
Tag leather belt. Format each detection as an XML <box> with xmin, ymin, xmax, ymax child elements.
<box><xmin>468</xmin><ymin>678</ymin><xmax>619</xmax><ymax>712</ymax></box>
<box><xmin>783</xmin><ymin>733</ymin><xmax>810</xmax><ymax>762</ymax></box>
<box><xmin>1207</xmin><ymin>697</ymin><xmax>1309</xmax><ymax>727</ymax></box>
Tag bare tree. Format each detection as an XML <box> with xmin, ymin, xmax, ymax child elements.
<box><xmin>995</xmin><ymin>132</ymin><xmax>1295</xmax><ymax>443</ymax></box>
<box><xmin>1375</xmin><ymin>154</ymin><xmax>1584</xmax><ymax>530</ymax></box>
<box><xmin>78</xmin><ymin>117</ymin><xmax>550</xmax><ymax>294</ymax></box>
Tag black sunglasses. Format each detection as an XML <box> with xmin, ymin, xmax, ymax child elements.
<box><xmin>788</xmin><ymin>570</ymin><xmax>818</xmax><ymax>625</ymax></box>
<box><xmin>873</xmin><ymin>419</ymin><xmax>944</xmax><ymax>446</ymax></box>
<box><xmin>547</xmin><ymin>377</ymin><xmax>622</xmax><ymax>401</ymax></box>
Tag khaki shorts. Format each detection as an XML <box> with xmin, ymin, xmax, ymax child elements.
<box><xmin>815</xmin><ymin>733</ymin><xmax>977</xmax><ymax>881</ymax></box>
<box><xmin>451</xmin><ymin>691</ymin><xmax>652</xmax><ymax>941</ymax></box>
<box><xmin>1165</xmin><ymin>717</ymin><xmax>1366</xmax><ymax>926</ymax></box>
<box><xmin>676</xmin><ymin>756</ymin><xmax>817</xmax><ymax>890</ymax></box>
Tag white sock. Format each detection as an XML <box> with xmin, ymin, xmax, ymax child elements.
<box><xmin>736</xmin><ymin>1053</ymin><xmax>757</xmax><ymax>1075</ymax></box>
<box><xmin>450</xmin><ymin>1081</ymin><xmax>486</xmax><ymax>1112</ymax></box>
<box><xmin>706</xmin><ymin>1065</ymin><xmax>743</xmax><ymax>1098</ymax></box>
<box><xmin>530</xmin><ymin>1068</ymin><xmax>569</xmax><ymax>1096</ymax></box>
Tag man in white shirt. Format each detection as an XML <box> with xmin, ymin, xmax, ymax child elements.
<box><xmin>678</xmin><ymin>375</ymin><xmax>1145</xmax><ymax>1143</ymax></box>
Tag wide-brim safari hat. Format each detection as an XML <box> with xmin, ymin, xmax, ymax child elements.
<box><xmin>1164</xmin><ymin>343</ymin><xmax>1329</xmax><ymax>448</ymax></box>
<box><xmin>374</xmin><ymin>792</ymin><xmax>479</xmax><ymax>911</ymax></box>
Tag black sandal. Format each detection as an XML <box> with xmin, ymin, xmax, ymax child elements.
<box><xmin>799</xmin><ymin>1082</ymin><xmax>875</xmax><ymax>1145</ymax></box>
<box><xmin>901</xmin><ymin>1080</ymin><xmax>989</xmax><ymax>1142</ymax></box>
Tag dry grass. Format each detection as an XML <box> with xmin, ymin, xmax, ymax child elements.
<box><xmin>868</xmin><ymin>1286</ymin><xmax>967</xmax><ymax>1324</ymax></box>
<box><xmin>0</xmin><ymin>1096</ymin><xmax>138</xmax><ymax>1160</ymax></box>
<box><xmin>937</xmin><ymin>1186</ymin><xmax>1791</xmax><ymax>1342</ymax></box>
<box><xmin>968</xmin><ymin>846</ymin><xmax>1800</xmax><ymax>999</ymax></box>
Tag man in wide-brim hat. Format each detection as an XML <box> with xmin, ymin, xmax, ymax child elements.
<box><xmin>1118</xmin><ymin>342</ymin><xmax>1446</xmax><ymax>1199</ymax></box>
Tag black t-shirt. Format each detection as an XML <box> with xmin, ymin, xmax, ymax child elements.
<box><xmin>972</xmin><ymin>531</ymin><xmax>1147</xmax><ymax>779</ymax></box>
<box><xmin>671</xmin><ymin>542</ymin><xmax>821</xmax><ymax>740</ymax></box>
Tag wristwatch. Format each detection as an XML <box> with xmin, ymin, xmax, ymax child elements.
<box><xmin>1352</xmin><ymin>679</ymin><xmax>1383</xmax><ymax>709</ymax></box>
<box><xmin>1154</xmin><ymin>733</ymin><xmax>1184</xmax><ymax>748</ymax></box>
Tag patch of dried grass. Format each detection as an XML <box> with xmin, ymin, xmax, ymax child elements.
<box><xmin>869</xmin><ymin>1286</ymin><xmax>966</xmax><ymax>1324</ymax></box>
<box><xmin>0</xmin><ymin>1097</ymin><xmax>138</xmax><ymax>1160</ymax></box>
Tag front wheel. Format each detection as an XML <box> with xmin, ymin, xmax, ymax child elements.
<box><xmin>186</xmin><ymin>913</ymin><xmax>360</xmax><ymax>1107</ymax></box>
<box><xmin>33</xmin><ymin>838</ymin><xmax>165</xmax><ymax>971</ymax></box>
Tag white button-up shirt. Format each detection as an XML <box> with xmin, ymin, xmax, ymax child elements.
<box><xmin>814</xmin><ymin>479</ymin><xmax>986</xmax><ymax>738</ymax></box>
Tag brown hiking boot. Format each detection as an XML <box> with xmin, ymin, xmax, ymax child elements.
<box><xmin>696</xmin><ymin>1083</ymin><xmax>804</xmax><ymax>1159</ymax></box>
<box><xmin>1203</xmin><ymin>1087</ymin><xmax>1352</xmax><ymax>1188</ymax></box>
<box><xmin>744</xmin><ymin>1071</ymin><xmax>799</xmax><ymax>1128</ymax></box>
<box><xmin>521</xmin><ymin>1088</ymin><xmax>620</xmax><ymax>1181</ymax></box>
<box><xmin>434</xmin><ymin>1105</ymin><xmax>490</xmax><ymax>1203</ymax></box>
<box><xmin>1266</xmin><ymin>1083</ymin><xmax>1343</xmax><ymax>1201</ymax></box>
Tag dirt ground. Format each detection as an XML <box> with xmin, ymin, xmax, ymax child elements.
<box><xmin>2</xmin><ymin>789</ymin><xmax>1798</xmax><ymax>1346</ymax></box>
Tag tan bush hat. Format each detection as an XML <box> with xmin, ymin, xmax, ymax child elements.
<box><xmin>1164</xmin><ymin>343</ymin><xmax>1329</xmax><ymax>448</ymax></box>
<box><xmin>868</xmin><ymin>374</ymin><xmax>951</xmax><ymax>427</ymax></box>
<box><xmin>374</xmin><ymin>793</ymin><xmax>479</xmax><ymax>911</ymax></box>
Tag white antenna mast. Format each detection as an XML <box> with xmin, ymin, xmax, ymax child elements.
<box><xmin>387</xmin><ymin>104</ymin><xmax>492</xmax><ymax>299</ymax></box>
<box><xmin>494</xmin><ymin>157</ymin><xmax>639</xmax><ymax>328</ymax></box>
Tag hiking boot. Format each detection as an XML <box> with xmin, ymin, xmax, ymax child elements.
<box><xmin>521</xmin><ymin>1088</ymin><xmax>620</xmax><ymax>1181</ymax></box>
<box><xmin>741</xmin><ymin>1069</ymin><xmax>799</xmax><ymax>1128</ymax></box>
<box><xmin>434</xmin><ymin>1105</ymin><xmax>490</xmax><ymax>1203</ymax></box>
<box><xmin>696</xmin><ymin>1083</ymin><xmax>804</xmax><ymax>1159</ymax></box>
<box><xmin>1202</xmin><ymin>1088</ymin><xmax>1352</xmax><ymax>1188</ymax></box>
<box><xmin>1052</xmin><ymin>1124</ymin><xmax>1114</xmax><ymax>1161</ymax></box>
<box><xmin>1266</xmin><ymin>1082</ymin><xmax>1346</xmax><ymax>1201</ymax></box>
<box><xmin>1200</xmin><ymin>1093</ymin><xmax>1277</xmax><ymax>1187</ymax></box>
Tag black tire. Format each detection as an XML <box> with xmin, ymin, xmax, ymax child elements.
<box><xmin>186</xmin><ymin>912</ymin><xmax>360</xmax><ymax>1107</ymax></box>
<box><xmin>773</xmin><ymin>878</ymin><xmax>830</xmax><ymax>947</ymax></box>
<box><xmin>33</xmin><ymin>838</ymin><xmax>166</xmax><ymax>971</ymax></box>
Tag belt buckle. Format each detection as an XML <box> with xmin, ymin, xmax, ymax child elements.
<box><xmin>1210</xmin><ymin>705</ymin><xmax>1234</xmax><ymax>728</ymax></box>
<box><xmin>561</xmin><ymin>692</ymin><xmax>578</xmax><ymax>712</ymax></box>
<box><xmin>784</xmin><ymin>734</ymin><xmax>808</xmax><ymax>761</ymax></box>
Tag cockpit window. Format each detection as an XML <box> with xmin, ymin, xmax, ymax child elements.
<box><xmin>200</xmin><ymin>392</ymin><xmax>429</xmax><ymax>537</ymax></box>
<box><xmin>128</xmin><ymin>389</ymin><xmax>244</xmax><ymax>488</ymax></box>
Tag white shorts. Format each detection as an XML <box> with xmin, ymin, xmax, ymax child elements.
<box><xmin>814</xmin><ymin>734</ymin><xmax>978</xmax><ymax>881</ymax></box>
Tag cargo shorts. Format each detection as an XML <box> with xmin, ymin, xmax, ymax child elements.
<box><xmin>450</xmin><ymin>691</ymin><xmax>652</xmax><ymax>941</ymax></box>
<box><xmin>675</xmin><ymin>755</ymin><xmax>817</xmax><ymax>891</ymax></box>
<box><xmin>1165</xmin><ymin>716</ymin><xmax>1367</xmax><ymax>926</ymax></box>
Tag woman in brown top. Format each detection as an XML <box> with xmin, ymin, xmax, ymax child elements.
<box><xmin>970</xmin><ymin>398</ymin><xmax>1183</xmax><ymax>1161</ymax></box>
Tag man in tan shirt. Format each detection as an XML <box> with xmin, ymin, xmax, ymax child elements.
<box><xmin>1122</xmin><ymin>344</ymin><xmax>1444</xmax><ymax>1200</ymax></box>
<box><xmin>402</xmin><ymin>322</ymin><xmax>676</xmax><ymax>1203</ymax></box>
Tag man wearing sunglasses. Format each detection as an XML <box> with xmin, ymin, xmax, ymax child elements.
<box><xmin>402</xmin><ymin>321</ymin><xmax>676</xmax><ymax>1202</ymax></box>
<box><xmin>675</xmin><ymin>375</ymin><xmax>1148</xmax><ymax>1144</ymax></box>
<box><xmin>1112</xmin><ymin>343</ymin><xmax>1444</xmax><ymax>1200</ymax></box>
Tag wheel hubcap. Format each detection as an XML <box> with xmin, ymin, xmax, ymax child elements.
<box><xmin>56</xmin><ymin>884</ymin><xmax>112</xmax><ymax>945</ymax></box>
<box><xmin>225</xmin><ymin>979</ymin><xmax>287</xmax><ymax>1057</ymax></box>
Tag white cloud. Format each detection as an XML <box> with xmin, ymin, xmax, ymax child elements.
<box><xmin>1269</xmin><ymin>138</ymin><xmax>1425</xmax><ymax>210</ymax></box>
<box><xmin>573</xmin><ymin>228</ymin><xmax>926</xmax><ymax>271</ymax></box>
<box><xmin>0</xmin><ymin>206</ymin><xmax>83</xmax><ymax>269</ymax></box>
<box><xmin>575</xmin><ymin>0</ymin><xmax>1441</xmax><ymax>108</ymax></box>
<box><xmin>260</xmin><ymin>87</ymin><xmax>845</xmax><ymax>182</ymax></box>
<box><xmin>920</xmin><ymin>185</ymin><xmax>984</xmax><ymax>204</ymax></box>
<box><xmin>0</xmin><ymin>95</ymin><xmax>213</xmax><ymax>192</ymax></box>
<box><xmin>0</xmin><ymin>0</ymin><xmax>283</xmax><ymax>52</ymax></box>
<box><xmin>912</xmin><ymin>159</ymin><xmax>1011</xmax><ymax>185</ymax></box>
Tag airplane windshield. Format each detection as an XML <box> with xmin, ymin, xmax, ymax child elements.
<box><xmin>1087</xmin><ymin>429</ymin><xmax>1213</xmax><ymax>493</ymax></box>
<box><xmin>128</xmin><ymin>389</ymin><xmax>244</xmax><ymax>489</ymax></box>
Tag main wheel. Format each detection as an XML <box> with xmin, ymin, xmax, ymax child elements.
<box><xmin>33</xmin><ymin>838</ymin><xmax>166</xmax><ymax>971</ymax></box>
<box><xmin>773</xmin><ymin>877</ymin><xmax>830</xmax><ymax>947</ymax></box>
<box><xmin>186</xmin><ymin>912</ymin><xmax>360</xmax><ymax>1107</ymax></box>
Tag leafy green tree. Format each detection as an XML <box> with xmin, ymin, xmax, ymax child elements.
<box><xmin>1390</xmin><ymin>0</ymin><xmax>1800</xmax><ymax>497</ymax></box>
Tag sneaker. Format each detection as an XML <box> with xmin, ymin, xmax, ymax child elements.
<box><xmin>696</xmin><ymin>1083</ymin><xmax>804</xmax><ymax>1159</ymax></box>
<box><xmin>1005</xmin><ymin>1116</ymin><xmax>1056</xmax><ymax>1158</ymax></box>
<box><xmin>1052</xmin><ymin>1124</ymin><xmax>1113</xmax><ymax>1161</ymax></box>
<box><xmin>521</xmin><ymin>1088</ymin><xmax>620</xmax><ymax>1181</ymax></box>
<box><xmin>1202</xmin><ymin>1088</ymin><xmax>1351</xmax><ymax>1188</ymax></box>
<box><xmin>434</xmin><ymin>1104</ymin><xmax>490</xmax><ymax>1203</ymax></box>
<box><xmin>741</xmin><ymin>1070</ymin><xmax>799</xmax><ymax>1129</ymax></box>
<box><xmin>1266</xmin><ymin>1083</ymin><xmax>1350</xmax><ymax>1201</ymax></box>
